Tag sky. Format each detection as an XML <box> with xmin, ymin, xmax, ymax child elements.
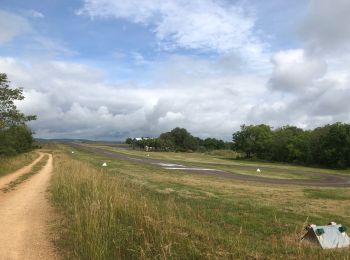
<box><xmin>0</xmin><ymin>0</ymin><xmax>350</xmax><ymax>141</ymax></box>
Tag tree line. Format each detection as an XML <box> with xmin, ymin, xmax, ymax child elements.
<box><xmin>126</xmin><ymin>127</ymin><xmax>228</xmax><ymax>152</ymax></box>
<box><xmin>0</xmin><ymin>73</ymin><xmax>36</xmax><ymax>155</ymax></box>
<box><xmin>232</xmin><ymin>123</ymin><xmax>350</xmax><ymax>168</ymax></box>
<box><xmin>127</xmin><ymin>123</ymin><xmax>350</xmax><ymax>169</ymax></box>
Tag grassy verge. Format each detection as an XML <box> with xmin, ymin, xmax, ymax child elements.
<box><xmin>50</xmin><ymin>146</ymin><xmax>350</xmax><ymax>259</ymax></box>
<box><xmin>0</xmin><ymin>152</ymin><xmax>40</xmax><ymax>177</ymax></box>
<box><xmin>1</xmin><ymin>154</ymin><xmax>49</xmax><ymax>193</ymax></box>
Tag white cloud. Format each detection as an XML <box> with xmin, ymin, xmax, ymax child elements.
<box><xmin>0</xmin><ymin>55</ymin><xmax>267</xmax><ymax>140</ymax></box>
<box><xmin>77</xmin><ymin>0</ymin><xmax>267</xmax><ymax>64</ymax></box>
<box><xmin>301</xmin><ymin>0</ymin><xmax>350</xmax><ymax>55</ymax></box>
<box><xmin>0</xmin><ymin>10</ymin><xmax>31</xmax><ymax>44</ymax></box>
<box><xmin>1</xmin><ymin>51</ymin><xmax>348</xmax><ymax>140</ymax></box>
<box><xmin>256</xmin><ymin>49</ymin><xmax>350</xmax><ymax>128</ymax></box>
<box><xmin>268</xmin><ymin>49</ymin><xmax>327</xmax><ymax>92</ymax></box>
<box><xmin>255</xmin><ymin>1</ymin><xmax>350</xmax><ymax>128</ymax></box>
<box><xmin>2</xmin><ymin>0</ymin><xmax>350</xmax><ymax>140</ymax></box>
<box><xmin>27</xmin><ymin>10</ymin><xmax>44</xmax><ymax>19</ymax></box>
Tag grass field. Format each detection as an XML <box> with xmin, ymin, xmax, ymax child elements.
<box><xmin>1</xmin><ymin>154</ymin><xmax>49</xmax><ymax>193</ymax></box>
<box><xmin>82</xmin><ymin>144</ymin><xmax>350</xmax><ymax>179</ymax></box>
<box><xmin>50</xmin><ymin>144</ymin><xmax>350</xmax><ymax>259</ymax></box>
<box><xmin>0</xmin><ymin>152</ymin><xmax>39</xmax><ymax>177</ymax></box>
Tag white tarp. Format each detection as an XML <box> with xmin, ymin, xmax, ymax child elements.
<box><xmin>302</xmin><ymin>224</ymin><xmax>350</xmax><ymax>249</ymax></box>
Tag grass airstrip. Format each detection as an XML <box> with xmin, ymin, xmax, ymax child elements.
<box><xmin>49</xmin><ymin>144</ymin><xmax>350</xmax><ymax>259</ymax></box>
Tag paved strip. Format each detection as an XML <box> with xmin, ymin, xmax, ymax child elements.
<box><xmin>69</xmin><ymin>143</ymin><xmax>350</xmax><ymax>187</ymax></box>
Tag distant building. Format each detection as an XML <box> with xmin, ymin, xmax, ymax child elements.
<box><xmin>134</xmin><ymin>137</ymin><xmax>150</xmax><ymax>141</ymax></box>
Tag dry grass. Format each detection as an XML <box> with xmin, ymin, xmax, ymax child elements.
<box><xmin>50</xmin><ymin>146</ymin><xmax>350</xmax><ymax>259</ymax></box>
<box><xmin>0</xmin><ymin>152</ymin><xmax>39</xmax><ymax>177</ymax></box>
<box><xmin>1</xmin><ymin>154</ymin><xmax>49</xmax><ymax>193</ymax></box>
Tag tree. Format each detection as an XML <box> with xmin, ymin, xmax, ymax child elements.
<box><xmin>269</xmin><ymin>126</ymin><xmax>310</xmax><ymax>163</ymax></box>
<box><xmin>169</xmin><ymin>127</ymin><xmax>198</xmax><ymax>151</ymax></box>
<box><xmin>125</xmin><ymin>137</ymin><xmax>133</xmax><ymax>145</ymax></box>
<box><xmin>0</xmin><ymin>73</ymin><xmax>36</xmax><ymax>129</ymax></box>
<box><xmin>316</xmin><ymin>123</ymin><xmax>350</xmax><ymax>168</ymax></box>
<box><xmin>231</xmin><ymin>123</ymin><xmax>350</xmax><ymax>168</ymax></box>
<box><xmin>157</xmin><ymin>128</ymin><xmax>198</xmax><ymax>152</ymax></box>
<box><xmin>203</xmin><ymin>138</ymin><xmax>225</xmax><ymax>150</ymax></box>
<box><xmin>232</xmin><ymin>124</ymin><xmax>272</xmax><ymax>158</ymax></box>
<box><xmin>0</xmin><ymin>73</ymin><xmax>36</xmax><ymax>155</ymax></box>
<box><xmin>0</xmin><ymin>125</ymin><xmax>34</xmax><ymax>155</ymax></box>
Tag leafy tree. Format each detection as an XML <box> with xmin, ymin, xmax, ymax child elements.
<box><xmin>0</xmin><ymin>73</ymin><xmax>36</xmax><ymax>129</ymax></box>
<box><xmin>203</xmin><ymin>138</ymin><xmax>225</xmax><ymax>150</ymax></box>
<box><xmin>232</xmin><ymin>124</ymin><xmax>272</xmax><ymax>158</ymax></box>
<box><xmin>169</xmin><ymin>127</ymin><xmax>198</xmax><ymax>151</ymax></box>
<box><xmin>232</xmin><ymin>122</ymin><xmax>350</xmax><ymax>168</ymax></box>
<box><xmin>158</xmin><ymin>132</ymin><xmax>176</xmax><ymax>151</ymax></box>
<box><xmin>125</xmin><ymin>137</ymin><xmax>133</xmax><ymax>145</ymax></box>
<box><xmin>0</xmin><ymin>73</ymin><xmax>36</xmax><ymax>155</ymax></box>
<box><xmin>317</xmin><ymin>123</ymin><xmax>350</xmax><ymax>168</ymax></box>
<box><xmin>269</xmin><ymin>126</ymin><xmax>310</xmax><ymax>163</ymax></box>
<box><xmin>0</xmin><ymin>125</ymin><xmax>34</xmax><ymax>155</ymax></box>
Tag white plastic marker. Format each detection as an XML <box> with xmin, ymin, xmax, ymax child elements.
<box><xmin>102</xmin><ymin>162</ymin><xmax>107</xmax><ymax>167</ymax></box>
<box><xmin>257</xmin><ymin>168</ymin><xmax>261</xmax><ymax>173</ymax></box>
<box><xmin>71</xmin><ymin>151</ymin><xmax>75</xmax><ymax>154</ymax></box>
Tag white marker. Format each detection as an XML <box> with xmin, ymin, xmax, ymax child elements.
<box><xmin>102</xmin><ymin>162</ymin><xmax>107</xmax><ymax>167</ymax></box>
<box><xmin>257</xmin><ymin>168</ymin><xmax>261</xmax><ymax>173</ymax></box>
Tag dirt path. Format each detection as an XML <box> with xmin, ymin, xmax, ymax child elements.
<box><xmin>0</xmin><ymin>153</ymin><xmax>58</xmax><ymax>260</ymax></box>
<box><xmin>70</xmin><ymin>143</ymin><xmax>350</xmax><ymax>187</ymax></box>
<box><xmin>0</xmin><ymin>152</ymin><xmax>44</xmax><ymax>189</ymax></box>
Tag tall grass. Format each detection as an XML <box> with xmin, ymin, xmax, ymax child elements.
<box><xmin>0</xmin><ymin>152</ymin><xmax>39</xmax><ymax>177</ymax></box>
<box><xmin>50</xmin><ymin>150</ymin><xmax>350</xmax><ymax>259</ymax></box>
<box><xmin>206</xmin><ymin>149</ymin><xmax>239</xmax><ymax>158</ymax></box>
<box><xmin>1</xmin><ymin>154</ymin><xmax>49</xmax><ymax>193</ymax></box>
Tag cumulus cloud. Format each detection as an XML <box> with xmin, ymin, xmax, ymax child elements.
<box><xmin>2</xmin><ymin>1</ymin><xmax>350</xmax><ymax>141</ymax></box>
<box><xmin>257</xmin><ymin>50</ymin><xmax>350</xmax><ymax>128</ymax></box>
<box><xmin>4</xmin><ymin>52</ymin><xmax>346</xmax><ymax>141</ymax></box>
<box><xmin>0</xmin><ymin>10</ymin><xmax>31</xmax><ymax>44</ymax></box>
<box><xmin>301</xmin><ymin>0</ymin><xmax>350</xmax><ymax>54</ymax></box>
<box><xmin>258</xmin><ymin>0</ymin><xmax>350</xmax><ymax>128</ymax></box>
<box><xmin>268</xmin><ymin>49</ymin><xmax>327</xmax><ymax>92</ymax></box>
<box><xmin>0</xmin><ymin>55</ymin><xmax>267</xmax><ymax>140</ymax></box>
<box><xmin>77</xmin><ymin>0</ymin><xmax>267</xmax><ymax>63</ymax></box>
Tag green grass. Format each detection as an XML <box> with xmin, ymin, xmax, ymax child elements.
<box><xmin>81</xmin><ymin>144</ymin><xmax>340</xmax><ymax>180</ymax></box>
<box><xmin>0</xmin><ymin>152</ymin><xmax>39</xmax><ymax>177</ymax></box>
<box><xmin>87</xmin><ymin>143</ymin><xmax>350</xmax><ymax>176</ymax></box>
<box><xmin>50</xmin><ymin>145</ymin><xmax>350</xmax><ymax>259</ymax></box>
<box><xmin>304</xmin><ymin>188</ymin><xmax>350</xmax><ymax>200</ymax></box>
<box><xmin>1</xmin><ymin>154</ymin><xmax>49</xmax><ymax>193</ymax></box>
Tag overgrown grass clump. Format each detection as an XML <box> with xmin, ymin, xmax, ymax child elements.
<box><xmin>0</xmin><ymin>152</ymin><xmax>39</xmax><ymax>177</ymax></box>
<box><xmin>50</xmin><ymin>149</ymin><xmax>350</xmax><ymax>259</ymax></box>
<box><xmin>1</xmin><ymin>154</ymin><xmax>49</xmax><ymax>193</ymax></box>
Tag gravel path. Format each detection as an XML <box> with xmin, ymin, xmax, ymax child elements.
<box><xmin>0</xmin><ymin>154</ymin><xmax>58</xmax><ymax>259</ymax></box>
